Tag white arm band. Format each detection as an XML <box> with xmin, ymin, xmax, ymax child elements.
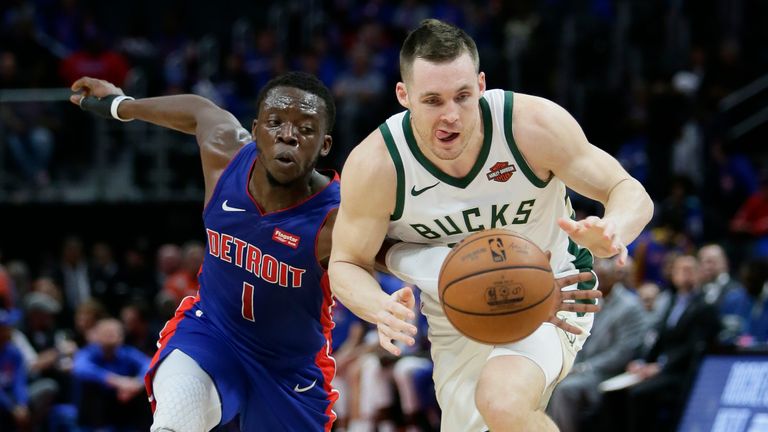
<box><xmin>110</xmin><ymin>95</ymin><xmax>135</xmax><ymax>122</ymax></box>
<box><xmin>384</xmin><ymin>242</ymin><xmax>452</xmax><ymax>293</ymax></box>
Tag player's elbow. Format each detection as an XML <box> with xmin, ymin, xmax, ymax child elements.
<box><xmin>639</xmin><ymin>190</ymin><xmax>654</xmax><ymax>226</ymax></box>
<box><xmin>327</xmin><ymin>259</ymin><xmax>348</xmax><ymax>297</ymax></box>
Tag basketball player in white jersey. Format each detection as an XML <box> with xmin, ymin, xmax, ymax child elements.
<box><xmin>328</xmin><ymin>19</ymin><xmax>653</xmax><ymax>431</ymax></box>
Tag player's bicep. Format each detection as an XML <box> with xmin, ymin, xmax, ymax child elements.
<box><xmin>197</xmin><ymin>116</ymin><xmax>251</xmax><ymax>204</ymax></box>
<box><xmin>330</xmin><ymin>137</ymin><xmax>396</xmax><ymax>270</ymax></box>
<box><xmin>196</xmin><ymin>108</ymin><xmax>250</xmax><ymax>168</ymax></box>
<box><xmin>554</xmin><ymin>144</ymin><xmax>631</xmax><ymax>205</ymax></box>
<box><xmin>532</xmin><ymin>101</ymin><xmax>630</xmax><ymax>205</ymax></box>
<box><xmin>331</xmin><ymin>204</ymin><xmax>389</xmax><ymax>272</ymax></box>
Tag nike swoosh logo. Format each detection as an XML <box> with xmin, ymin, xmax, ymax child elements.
<box><xmin>222</xmin><ymin>200</ymin><xmax>246</xmax><ymax>212</ymax></box>
<box><xmin>294</xmin><ymin>379</ymin><xmax>317</xmax><ymax>393</ymax></box>
<box><xmin>410</xmin><ymin>182</ymin><xmax>439</xmax><ymax>196</ymax></box>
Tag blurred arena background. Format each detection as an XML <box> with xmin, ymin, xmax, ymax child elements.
<box><xmin>1</xmin><ymin>0</ymin><xmax>767</xmax><ymax>431</ymax></box>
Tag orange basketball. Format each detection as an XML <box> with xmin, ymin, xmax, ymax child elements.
<box><xmin>438</xmin><ymin>228</ymin><xmax>555</xmax><ymax>344</ymax></box>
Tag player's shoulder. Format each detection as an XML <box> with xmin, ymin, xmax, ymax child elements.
<box><xmin>343</xmin><ymin>128</ymin><xmax>396</xmax><ymax>181</ymax></box>
<box><xmin>511</xmin><ymin>92</ymin><xmax>576</xmax><ymax>141</ymax></box>
<box><xmin>514</xmin><ymin>93</ymin><xmax>572</xmax><ymax>122</ymax></box>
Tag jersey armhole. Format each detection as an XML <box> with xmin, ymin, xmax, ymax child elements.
<box><xmin>503</xmin><ymin>91</ymin><xmax>552</xmax><ymax>189</ymax></box>
<box><xmin>202</xmin><ymin>141</ymin><xmax>255</xmax><ymax>218</ymax></box>
<box><xmin>379</xmin><ymin>123</ymin><xmax>405</xmax><ymax>221</ymax></box>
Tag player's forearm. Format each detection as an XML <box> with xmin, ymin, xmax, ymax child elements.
<box><xmin>603</xmin><ymin>178</ymin><xmax>654</xmax><ymax>245</ymax></box>
<box><xmin>329</xmin><ymin>261</ymin><xmax>391</xmax><ymax>324</ymax></box>
<box><xmin>117</xmin><ymin>95</ymin><xmax>220</xmax><ymax>135</ymax></box>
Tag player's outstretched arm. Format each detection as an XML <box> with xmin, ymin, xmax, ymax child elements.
<box><xmin>70</xmin><ymin>77</ymin><xmax>245</xmax><ymax>139</ymax></box>
<box><xmin>70</xmin><ymin>76</ymin><xmax>249</xmax><ymax>203</ymax></box>
<box><xmin>516</xmin><ymin>95</ymin><xmax>653</xmax><ymax>265</ymax></box>
<box><xmin>329</xmin><ymin>131</ymin><xmax>417</xmax><ymax>356</ymax></box>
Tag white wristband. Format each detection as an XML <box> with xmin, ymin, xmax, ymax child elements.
<box><xmin>110</xmin><ymin>95</ymin><xmax>135</xmax><ymax>122</ymax></box>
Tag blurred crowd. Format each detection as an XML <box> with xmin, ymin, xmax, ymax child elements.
<box><xmin>2</xmin><ymin>0</ymin><xmax>768</xmax><ymax>431</ymax></box>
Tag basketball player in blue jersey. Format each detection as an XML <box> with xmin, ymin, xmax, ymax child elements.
<box><xmin>330</xmin><ymin>19</ymin><xmax>654</xmax><ymax>431</ymax></box>
<box><xmin>70</xmin><ymin>72</ymin><xmax>340</xmax><ymax>431</ymax></box>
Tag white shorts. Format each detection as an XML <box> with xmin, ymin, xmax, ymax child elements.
<box><xmin>421</xmin><ymin>273</ymin><xmax>595</xmax><ymax>432</ymax></box>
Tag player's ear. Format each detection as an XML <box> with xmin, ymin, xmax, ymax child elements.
<box><xmin>396</xmin><ymin>82</ymin><xmax>409</xmax><ymax>109</ymax></box>
<box><xmin>251</xmin><ymin>118</ymin><xmax>258</xmax><ymax>136</ymax></box>
<box><xmin>320</xmin><ymin>134</ymin><xmax>332</xmax><ymax>157</ymax></box>
<box><xmin>478</xmin><ymin>72</ymin><xmax>486</xmax><ymax>96</ymax></box>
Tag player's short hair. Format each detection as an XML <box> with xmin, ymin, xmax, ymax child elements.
<box><xmin>256</xmin><ymin>71</ymin><xmax>336</xmax><ymax>133</ymax></box>
<box><xmin>400</xmin><ymin>19</ymin><xmax>480</xmax><ymax>83</ymax></box>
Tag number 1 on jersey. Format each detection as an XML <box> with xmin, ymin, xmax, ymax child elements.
<box><xmin>242</xmin><ymin>282</ymin><xmax>255</xmax><ymax>321</ymax></box>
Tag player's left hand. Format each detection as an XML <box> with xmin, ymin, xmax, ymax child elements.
<box><xmin>548</xmin><ymin>270</ymin><xmax>601</xmax><ymax>335</ymax></box>
<box><xmin>557</xmin><ymin>216</ymin><xmax>628</xmax><ymax>265</ymax></box>
<box><xmin>375</xmin><ymin>286</ymin><xmax>417</xmax><ymax>356</ymax></box>
<box><xmin>69</xmin><ymin>76</ymin><xmax>125</xmax><ymax>106</ymax></box>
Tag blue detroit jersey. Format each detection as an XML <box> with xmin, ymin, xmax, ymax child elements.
<box><xmin>147</xmin><ymin>142</ymin><xmax>340</xmax><ymax>431</ymax></box>
<box><xmin>199</xmin><ymin>141</ymin><xmax>339</xmax><ymax>366</ymax></box>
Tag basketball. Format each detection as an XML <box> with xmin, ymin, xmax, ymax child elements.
<box><xmin>438</xmin><ymin>229</ymin><xmax>555</xmax><ymax>344</ymax></box>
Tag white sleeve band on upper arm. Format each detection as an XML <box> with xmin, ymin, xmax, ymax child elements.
<box><xmin>384</xmin><ymin>242</ymin><xmax>452</xmax><ymax>293</ymax></box>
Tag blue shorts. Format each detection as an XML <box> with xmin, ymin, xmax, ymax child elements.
<box><xmin>145</xmin><ymin>297</ymin><xmax>337</xmax><ymax>431</ymax></box>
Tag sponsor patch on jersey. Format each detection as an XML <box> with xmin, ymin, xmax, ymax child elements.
<box><xmin>272</xmin><ymin>228</ymin><xmax>300</xmax><ymax>249</ymax></box>
<box><xmin>486</xmin><ymin>161</ymin><xmax>516</xmax><ymax>182</ymax></box>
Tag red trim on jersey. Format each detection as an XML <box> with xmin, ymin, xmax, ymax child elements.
<box><xmin>246</xmin><ymin>167</ymin><xmax>340</xmax><ymax>216</ymax></box>
<box><xmin>315</xmin><ymin>273</ymin><xmax>338</xmax><ymax>431</ymax></box>
<box><xmin>144</xmin><ymin>294</ymin><xmax>200</xmax><ymax>412</ymax></box>
<box><xmin>314</xmin><ymin>207</ymin><xmax>338</xmax><ymax>270</ymax></box>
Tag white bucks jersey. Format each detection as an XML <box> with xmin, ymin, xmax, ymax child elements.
<box><xmin>381</xmin><ymin>89</ymin><xmax>594</xmax><ymax>292</ymax></box>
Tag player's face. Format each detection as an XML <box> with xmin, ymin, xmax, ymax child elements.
<box><xmin>397</xmin><ymin>53</ymin><xmax>485</xmax><ymax>161</ymax></box>
<box><xmin>253</xmin><ymin>87</ymin><xmax>331</xmax><ymax>186</ymax></box>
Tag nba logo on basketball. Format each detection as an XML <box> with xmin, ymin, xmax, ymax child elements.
<box><xmin>486</xmin><ymin>161</ymin><xmax>516</xmax><ymax>182</ymax></box>
<box><xmin>489</xmin><ymin>238</ymin><xmax>506</xmax><ymax>262</ymax></box>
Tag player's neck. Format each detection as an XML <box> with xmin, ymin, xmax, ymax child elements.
<box><xmin>249</xmin><ymin>169</ymin><xmax>329</xmax><ymax>213</ymax></box>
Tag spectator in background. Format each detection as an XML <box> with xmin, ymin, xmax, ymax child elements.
<box><xmin>118</xmin><ymin>242</ymin><xmax>157</xmax><ymax>306</ymax></box>
<box><xmin>0</xmin><ymin>50</ymin><xmax>57</xmax><ymax>192</ymax></box>
<box><xmin>72</xmin><ymin>318</ymin><xmax>151</xmax><ymax>432</ymax></box>
<box><xmin>697</xmin><ymin>244</ymin><xmax>752</xmax><ymax>343</ymax></box>
<box><xmin>658</xmin><ymin>176</ymin><xmax>703</xmax><ymax>244</ymax></box>
<box><xmin>73</xmin><ymin>300</ymin><xmax>108</xmax><ymax>348</ymax></box>
<box><xmin>19</xmin><ymin>291</ymin><xmax>74</xmax><ymax>408</ymax></box>
<box><xmin>89</xmin><ymin>242</ymin><xmax>124</xmax><ymax>317</ymax></box>
<box><xmin>0</xmin><ymin>250</ymin><xmax>14</xmax><ymax>309</ymax></box>
<box><xmin>604</xmin><ymin>254</ymin><xmax>720</xmax><ymax>432</ymax></box>
<box><xmin>636</xmin><ymin>281</ymin><xmax>663</xmax><ymax>327</ymax></box>
<box><xmin>155</xmin><ymin>243</ymin><xmax>181</xmax><ymax>289</ymax></box>
<box><xmin>548</xmin><ymin>257</ymin><xmax>648</xmax><ymax>432</ymax></box>
<box><xmin>120</xmin><ymin>302</ymin><xmax>156</xmax><ymax>356</ymax></box>
<box><xmin>158</xmin><ymin>241</ymin><xmax>203</xmax><ymax>309</ymax></box>
<box><xmin>49</xmin><ymin>236</ymin><xmax>91</xmax><ymax>324</ymax></box>
<box><xmin>740</xmin><ymin>258</ymin><xmax>768</xmax><ymax>344</ymax></box>
<box><xmin>0</xmin><ymin>308</ymin><xmax>29</xmax><ymax>432</ymax></box>
<box><xmin>731</xmin><ymin>175</ymin><xmax>768</xmax><ymax>258</ymax></box>
<box><xmin>332</xmin><ymin>44</ymin><xmax>386</xmax><ymax>168</ymax></box>
<box><xmin>58</xmin><ymin>24</ymin><xmax>130</xmax><ymax>88</ymax></box>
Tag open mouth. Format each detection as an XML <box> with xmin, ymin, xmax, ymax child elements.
<box><xmin>275</xmin><ymin>152</ymin><xmax>297</xmax><ymax>166</ymax></box>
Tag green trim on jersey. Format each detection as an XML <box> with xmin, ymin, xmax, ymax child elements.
<box><xmin>503</xmin><ymin>91</ymin><xmax>551</xmax><ymax>188</ymax></box>
<box><xmin>566</xmin><ymin>207</ymin><xmax>596</xmax><ymax>316</ymax></box>
<box><xmin>380</xmin><ymin>123</ymin><xmax>406</xmax><ymax>221</ymax></box>
<box><xmin>401</xmin><ymin>97</ymin><xmax>492</xmax><ymax>188</ymax></box>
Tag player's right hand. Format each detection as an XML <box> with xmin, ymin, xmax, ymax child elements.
<box><xmin>69</xmin><ymin>76</ymin><xmax>125</xmax><ymax>106</ymax></box>
<box><xmin>375</xmin><ymin>286</ymin><xmax>417</xmax><ymax>356</ymax></box>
